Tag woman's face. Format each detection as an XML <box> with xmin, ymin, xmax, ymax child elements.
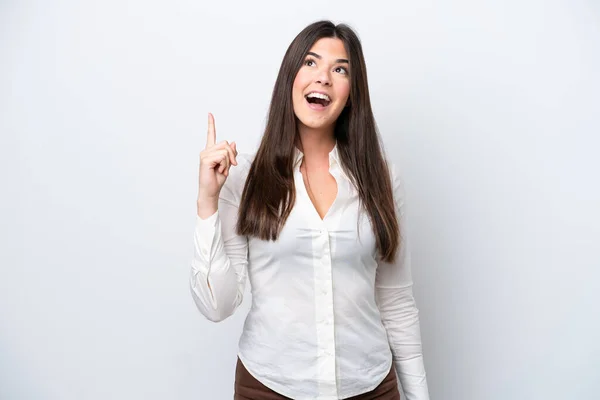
<box><xmin>292</xmin><ymin>37</ymin><xmax>351</xmax><ymax>133</ymax></box>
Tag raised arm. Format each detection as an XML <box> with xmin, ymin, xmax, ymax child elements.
<box><xmin>190</xmin><ymin>113</ymin><xmax>249</xmax><ymax>322</ymax></box>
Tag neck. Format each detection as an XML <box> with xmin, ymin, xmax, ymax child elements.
<box><xmin>296</xmin><ymin>123</ymin><xmax>336</xmax><ymax>161</ymax></box>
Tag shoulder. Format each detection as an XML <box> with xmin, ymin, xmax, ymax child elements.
<box><xmin>228</xmin><ymin>152</ymin><xmax>255</xmax><ymax>181</ymax></box>
<box><xmin>233</xmin><ymin>152</ymin><xmax>255</xmax><ymax>175</ymax></box>
<box><xmin>220</xmin><ymin>152</ymin><xmax>255</xmax><ymax>200</ymax></box>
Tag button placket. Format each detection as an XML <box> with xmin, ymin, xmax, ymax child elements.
<box><xmin>314</xmin><ymin>224</ymin><xmax>338</xmax><ymax>398</ymax></box>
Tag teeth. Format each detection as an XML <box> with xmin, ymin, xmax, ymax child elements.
<box><xmin>306</xmin><ymin>92</ymin><xmax>331</xmax><ymax>102</ymax></box>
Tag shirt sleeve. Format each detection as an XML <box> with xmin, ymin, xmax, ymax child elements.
<box><xmin>189</xmin><ymin>156</ymin><xmax>250</xmax><ymax>322</ymax></box>
<box><xmin>374</xmin><ymin>163</ymin><xmax>430</xmax><ymax>400</ymax></box>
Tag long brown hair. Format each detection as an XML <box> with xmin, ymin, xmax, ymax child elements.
<box><xmin>237</xmin><ymin>20</ymin><xmax>400</xmax><ymax>263</ymax></box>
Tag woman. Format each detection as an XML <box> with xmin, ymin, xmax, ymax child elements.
<box><xmin>191</xmin><ymin>20</ymin><xmax>430</xmax><ymax>400</ymax></box>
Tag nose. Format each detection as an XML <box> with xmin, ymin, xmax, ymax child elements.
<box><xmin>315</xmin><ymin>67</ymin><xmax>331</xmax><ymax>86</ymax></box>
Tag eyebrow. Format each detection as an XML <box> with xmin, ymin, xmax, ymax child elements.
<box><xmin>307</xmin><ymin>51</ymin><xmax>349</xmax><ymax>64</ymax></box>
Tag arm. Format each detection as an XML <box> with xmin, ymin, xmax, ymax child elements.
<box><xmin>190</xmin><ymin>157</ymin><xmax>249</xmax><ymax>322</ymax></box>
<box><xmin>375</xmin><ymin>164</ymin><xmax>430</xmax><ymax>400</ymax></box>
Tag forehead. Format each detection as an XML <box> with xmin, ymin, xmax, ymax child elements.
<box><xmin>307</xmin><ymin>37</ymin><xmax>348</xmax><ymax>60</ymax></box>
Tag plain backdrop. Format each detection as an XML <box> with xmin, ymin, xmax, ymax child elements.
<box><xmin>1</xmin><ymin>0</ymin><xmax>599</xmax><ymax>399</ymax></box>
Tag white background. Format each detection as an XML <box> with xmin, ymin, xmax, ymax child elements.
<box><xmin>1</xmin><ymin>0</ymin><xmax>599</xmax><ymax>399</ymax></box>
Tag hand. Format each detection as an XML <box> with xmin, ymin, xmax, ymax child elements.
<box><xmin>197</xmin><ymin>113</ymin><xmax>238</xmax><ymax>203</ymax></box>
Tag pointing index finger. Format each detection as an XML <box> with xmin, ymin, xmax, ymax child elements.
<box><xmin>206</xmin><ymin>112</ymin><xmax>216</xmax><ymax>148</ymax></box>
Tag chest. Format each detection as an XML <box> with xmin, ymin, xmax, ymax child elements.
<box><xmin>246</xmin><ymin>176</ymin><xmax>379</xmax><ymax>292</ymax></box>
<box><xmin>248</xmin><ymin>167</ymin><xmax>377</xmax><ymax>262</ymax></box>
<box><xmin>300</xmin><ymin>165</ymin><xmax>338</xmax><ymax>220</ymax></box>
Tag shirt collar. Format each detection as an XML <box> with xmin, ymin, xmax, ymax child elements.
<box><xmin>293</xmin><ymin>141</ymin><xmax>341</xmax><ymax>170</ymax></box>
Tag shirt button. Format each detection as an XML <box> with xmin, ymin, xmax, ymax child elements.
<box><xmin>202</xmin><ymin>249</ymin><xmax>208</xmax><ymax>256</ymax></box>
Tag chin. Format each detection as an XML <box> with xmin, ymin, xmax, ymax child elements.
<box><xmin>296</xmin><ymin>115</ymin><xmax>334</xmax><ymax>130</ymax></box>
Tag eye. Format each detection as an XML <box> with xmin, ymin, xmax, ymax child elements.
<box><xmin>304</xmin><ymin>58</ymin><xmax>316</xmax><ymax>67</ymax></box>
<box><xmin>335</xmin><ymin>66</ymin><xmax>348</xmax><ymax>75</ymax></box>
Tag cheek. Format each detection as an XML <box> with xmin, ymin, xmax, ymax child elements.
<box><xmin>292</xmin><ymin>71</ymin><xmax>313</xmax><ymax>112</ymax></box>
<box><xmin>293</xmin><ymin>70</ymin><xmax>310</xmax><ymax>92</ymax></box>
<box><xmin>292</xmin><ymin>76</ymin><xmax>306</xmax><ymax>103</ymax></box>
<box><xmin>338</xmin><ymin>81</ymin><xmax>351</xmax><ymax>103</ymax></box>
<box><xmin>291</xmin><ymin>85</ymin><xmax>303</xmax><ymax>112</ymax></box>
<box><xmin>343</xmin><ymin>80</ymin><xmax>350</xmax><ymax>98</ymax></box>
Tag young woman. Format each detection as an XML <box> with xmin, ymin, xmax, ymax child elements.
<box><xmin>191</xmin><ymin>20</ymin><xmax>430</xmax><ymax>400</ymax></box>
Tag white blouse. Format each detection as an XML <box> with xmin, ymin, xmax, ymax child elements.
<box><xmin>190</xmin><ymin>144</ymin><xmax>430</xmax><ymax>400</ymax></box>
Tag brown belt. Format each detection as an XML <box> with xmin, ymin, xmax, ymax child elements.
<box><xmin>234</xmin><ymin>357</ymin><xmax>401</xmax><ymax>400</ymax></box>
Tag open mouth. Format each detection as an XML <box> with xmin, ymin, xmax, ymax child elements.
<box><xmin>305</xmin><ymin>92</ymin><xmax>332</xmax><ymax>109</ymax></box>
